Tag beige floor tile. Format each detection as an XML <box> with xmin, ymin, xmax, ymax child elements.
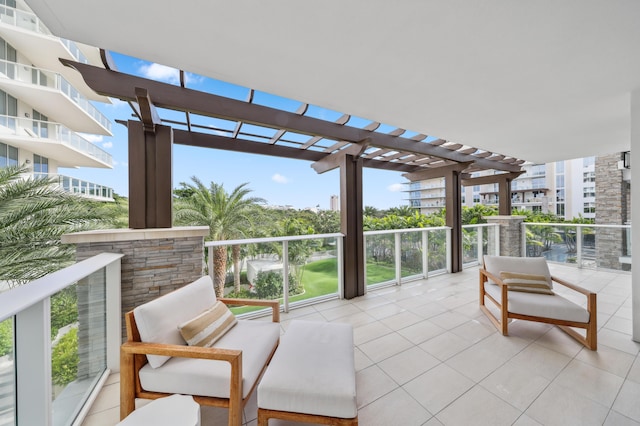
<box><xmin>87</xmin><ymin>382</ymin><xmax>119</xmax><ymax>415</ymax></box>
<box><xmin>428</xmin><ymin>311</ymin><xmax>472</xmax><ymax>330</ymax></box>
<box><xmin>481</xmin><ymin>360</ymin><xmax>551</xmax><ymax>410</ymax></box>
<box><xmin>604</xmin><ymin>411</ymin><xmax>640</xmax><ymax>426</ymax></box>
<box><xmin>358</xmin><ymin>387</ymin><xmax>432</xmax><ymax>426</ymax></box>
<box><xmin>613</xmin><ymin>380</ymin><xmax>640</xmax><ymax>422</ymax></box>
<box><xmin>512</xmin><ymin>414</ymin><xmax>544</xmax><ymax>426</ymax></box>
<box><xmin>355</xmin><ymin>365</ymin><xmax>398</xmax><ymax>408</ymax></box>
<box><xmin>598</xmin><ymin>328</ymin><xmax>640</xmax><ymax>355</ymax></box>
<box><xmin>82</xmin><ymin>406</ymin><xmax>120</xmax><ymax>425</ymax></box>
<box><xmin>379</xmin><ymin>310</ymin><xmax>423</xmax><ymax>331</ymax></box>
<box><xmin>353</xmin><ymin>321</ymin><xmax>393</xmax><ymax>345</ymax></box>
<box><xmin>330</xmin><ymin>310</ymin><xmax>377</xmax><ymax>328</ymax></box>
<box><xmin>403</xmin><ymin>363</ymin><xmax>474</xmax><ymax>414</ymax></box>
<box><xmin>366</xmin><ymin>302</ymin><xmax>407</xmax><ymax>320</ymax></box>
<box><xmin>605</xmin><ymin>316</ymin><xmax>634</xmax><ymax>334</ymax></box>
<box><xmin>626</xmin><ymin>356</ymin><xmax>640</xmax><ymax>384</ymax></box>
<box><xmin>418</xmin><ymin>331</ymin><xmax>474</xmax><ymax>362</ymax></box>
<box><xmin>319</xmin><ymin>303</ymin><xmax>362</xmax><ymax>321</ymax></box>
<box><xmin>422</xmin><ymin>417</ymin><xmax>444</xmax><ymax>426</ymax></box>
<box><xmin>436</xmin><ymin>385</ymin><xmax>521</xmax><ymax>426</ymax></box>
<box><xmin>449</xmin><ymin>318</ymin><xmax>496</xmax><ymax>343</ymax></box>
<box><xmin>397</xmin><ymin>319</ymin><xmax>447</xmax><ymax>345</ymax></box>
<box><xmin>445</xmin><ymin>334</ymin><xmax>529</xmax><ymax>382</ymax></box>
<box><xmin>534</xmin><ymin>327</ymin><xmax>585</xmax><ymax>357</ymax></box>
<box><xmin>354</xmin><ymin>346</ymin><xmax>374</xmax><ymax>372</ymax></box>
<box><xmin>408</xmin><ymin>301</ymin><xmax>449</xmax><ymax>319</ymax></box>
<box><xmin>554</xmin><ymin>360</ymin><xmax>624</xmax><ymax>407</ymax></box>
<box><xmin>377</xmin><ymin>346</ymin><xmax>440</xmax><ymax>385</ymax></box>
<box><xmin>508</xmin><ymin>343</ymin><xmax>571</xmax><ymax>381</ymax></box>
<box><xmin>358</xmin><ymin>331</ymin><xmax>414</xmax><ymax>363</ymax></box>
<box><xmin>505</xmin><ymin>319</ymin><xmax>553</xmax><ymax>341</ymax></box>
<box><xmin>575</xmin><ymin>344</ymin><xmax>635</xmax><ymax>378</ymax></box>
<box><xmin>525</xmin><ymin>382</ymin><xmax>610</xmax><ymax>426</ymax></box>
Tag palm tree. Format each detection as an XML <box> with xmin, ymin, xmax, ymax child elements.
<box><xmin>0</xmin><ymin>165</ymin><xmax>101</xmax><ymax>287</ymax></box>
<box><xmin>174</xmin><ymin>177</ymin><xmax>265</xmax><ymax>297</ymax></box>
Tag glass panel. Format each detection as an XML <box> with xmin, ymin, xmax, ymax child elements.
<box><xmin>0</xmin><ymin>317</ymin><xmax>15</xmax><ymax>426</ymax></box>
<box><xmin>51</xmin><ymin>269</ymin><xmax>106</xmax><ymax>426</ymax></box>
<box><xmin>427</xmin><ymin>229</ymin><xmax>447</xmax><ymax>272</ymax></box>
<box><xmin>365</xmin><ymin>234</ymin><xmax>395</xmax><ymax>285</ymax></box>
<box><xmin>400</xmin><ymin>232</ymin><xmax>422</xmax><ymax>278</ymax></box>
<box><xmin>462</xmin><ymin>227</ymin><xmax>478</xmax><ymax>264</ymax></box>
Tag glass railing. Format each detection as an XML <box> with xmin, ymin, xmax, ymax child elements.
<box><xmin>0</xmin><ymin>4</ymin><xmax>51</xmax><ymax>35</ymax></box>
<box><xmin>205</xmin><ymin>233</ymin><xmax>343</xmax><ymax>314</ymax></box>
<box><xmin>34</xmin><ymin>174</ymin><xmax>113</xmax><ymax>200</ymax></box>
<box><xmin>0</xmin><ymin>60</ymin><xmax>111</xmax><ymax>132</ymax></box>
<box><xmin>0</xmin><ymin>253</ymin><xmax>123</xmax><ymax>425</ymax></box>
<box><xmin>59</xmin><ymin>39</ymin><xmax>89</xmax><ymax>65</ymax></box>
<box><xmin>522</xmin><ymin>222</ymin><xmax>632</xmax><ymax>271</ymax></box>
<box><xmin>204</xmin><ymin>224</ymin><xmax>500</xmax><ymax>312</ymax></box>
<box><xmin>0</xmin><ymin>115</ymin><xmax>112</xmax><ymax>166</ymax></box>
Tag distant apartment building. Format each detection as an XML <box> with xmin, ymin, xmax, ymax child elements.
<box><xmin>329</xmin><ymin>194</ymin><xmax>339</xmax><ymax>211</ymax></box>
<box><xmin>405</xmin><ymin>157</ymin><xmax>598</xmax><ymax>220</ymax></box>
<box><xmin>0</xmin><ymin>0</ymin><xmax>113</xmax><ymax>200</ymax></box>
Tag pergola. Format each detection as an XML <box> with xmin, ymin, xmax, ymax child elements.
<box><xmin>63</xmin><ymin>57</ymin><xmax>523</xmax><ymax>298</ymax></box>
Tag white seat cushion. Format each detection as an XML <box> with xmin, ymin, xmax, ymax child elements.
<box><xmin>134</xmin><ymin>276</ymin><xmax>217</xmax><ymax>368</ymax></box>
<box><xmin>485</xmin><ymin>283</ymin><xmax>589</xmax><ymax>323</ymax></box>
<box><xmin>117</xmin><ymin>394</ymin><xmax>200</xmax><ymax>426</ymax></box>
<box><xmin>257</xmin><ymin>320</ymin><xmax>357</xmax><ymax>419</ymax></box>
<box><xmin>139</xmin><ymin>320</ymin><xmax>280</xmax><ymax>399</ymax></box>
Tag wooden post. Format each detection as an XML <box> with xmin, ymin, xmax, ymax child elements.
<box><xmin>340</xmin><ymin>154</ymin><xmax>365</xmax><ymax>299</ymax></box>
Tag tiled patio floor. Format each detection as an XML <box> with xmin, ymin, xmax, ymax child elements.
<box><xmin>83</xmin><ymin>264</ymin><xmax>639</xmax><ymax>426</ymax></box>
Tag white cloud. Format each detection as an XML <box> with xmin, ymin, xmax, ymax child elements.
<box><xmin>78</xmin><ymin>133</ymin><xmax>103</xmax><ymax>143</ymax></box>
<box><xmin>387</xmin><ymin>183</ymin><xmax>404</xmax><ymax>192</ymax></box>
<box><xmin>272</xmin><ymin>173</ymin><xmax>289</xmax><ymax>184</ymax></box>
<box><xmin>139</xmin><ymin>63</ymin><xmax>180</xmax><ymax>84</ymax></box>
<box><xmin>102</xmin><ymin>141</ymin><xmax>113</xmax><ymax>149</ymax></box>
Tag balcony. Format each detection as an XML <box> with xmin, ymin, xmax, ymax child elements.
<box><xmin>0</xmin><ymin>60</ymin><xmax>111</xmax><ymax>135</ymax></box>
<box><xmin>0</xmin><ymin>115</ymin><xmax>112</xmax><ymax>168</ymax></box>
<box><xmin>53</xmin><ymin>174</ymin><xmax>114</xmax><ymax>201</ymax></box>
<box><xmin>0</xmin><ymin>4</ymin><xmax>109</xmax><ymax>103</ymax></box>
<box><xmin>1</xmin><ymin>224</ymin><xmax>636</xmax><ymax>425</ymax></box>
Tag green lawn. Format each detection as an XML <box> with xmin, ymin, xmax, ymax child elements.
<box><xmin>230</xmin><ymin>257</ymin><xmax>402</xmax><ymax>315</ymax></box>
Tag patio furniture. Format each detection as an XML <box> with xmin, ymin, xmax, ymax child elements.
<box><xmin>117</xmin><ymin>394</ymin><xmax>200</xmax><ymax>426</ymax></box>
<box><xmin>257</xmin><ymin>320</ymin><xmax>358</xmax><ymax>425</ymax></box>
<box><xmin>479</xmin><ymin>255</ymin><xmax>597</xmax><ymax>350</ymax></box>
<box><xmin>120</xmin><ymin>276</ymin><xmax>281</xmax><ymax>426</ymax></box>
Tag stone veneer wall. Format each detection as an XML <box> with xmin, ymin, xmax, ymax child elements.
<box><xmin>62</xmin><ymin>227</ymin><xmax>209</xmax><ymax>342</ymax></box>
<box><xmin>595</xmin><ymin>154</ymin><xmax>630</xmax><ymax>270</ymax></box>
<box><xmin>484</xmin><ymin>216</ymin><xmax>525</xmax><ymax>257</ymax></box>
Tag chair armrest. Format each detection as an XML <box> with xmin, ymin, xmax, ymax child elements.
<box><xmin>121</xmin><ymin>341</ymin><xmax>242</xmax><ymax>362</ymax></box>
<box><xmin>218</xmin><ymin>297</ymin><xmax>280</xmax><ymax>323</ymax></box>
<box><xmin>551</xmin><ymin>275</ymin><xmax>595</xmax><ymax>297</ymax></box>
<box><xmin>479</xmin><ymin>268</ymin><xmax>507</xmax><ymax>287</ymax></box>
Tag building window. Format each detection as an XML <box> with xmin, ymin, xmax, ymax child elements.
<box><xmin>532</xmin><ymin>206</ymin><xmax>542</xmax><ymax>212</ymax></box>
<box><xmin>583</xmin><ymin>171</ymin><xmax>595</xmax><ymax>183</ymax></box>
<box><xmin>532</xmin><ymin>177</ymin><xmax>545</xmax><ymax>189</ymax></box>
<box><xmin>556</xmin><ymin>204</ymin><xmax>565</xmax><ymax>216</ymax></box>
<box><xmin>32</xmin><ymin>109</ymin><xmax>49</xmax><ymax>138</ymax></box>
<box><xmin>473</xmin><ymin>195</ymin><xmax>480</xmax><ymax>203</ymax></box>
<box><xmin>583</xmin><ymin>190</ymin><xmax>595</xmax><ymax>198</ymax></box>
<box><xmin>0</xmin><ymin>142</ymin><xmax>17</xmax><ymax>167</ymax></box>
<box><xmin>583</xmin><ymin>202</ymin><xmax>596</xmax><ymax>214</ymax></box>
<box><xmin>33</xmin><ymin>154</ymin><xmax>48</xmax><ymax>177</ymax></box>
<box><xmin>0</xmin><ymin>89</ymin><xmax>17</xmax><ymax>129</ymax></box>
<box><xmin>555</xmin><ymin>161</ymin><xmax>564</xmax><ymax>173</ymax></box>
<box><xmin>555</xmin><ymin>175</ymin><xmax>564</xmax><ymax>188</ymax></box>
<box><xmin>556</xmin><ymin>189</ymin><xmax>565</xmax><ymax>202</ymax></box>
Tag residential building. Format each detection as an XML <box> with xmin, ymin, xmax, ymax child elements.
<box><xmin>405</xmin><ymin>156</ymin><xmax>600</xmax><ymax>220</ymax></box>
<box><xmin>0</xmin><ymin>0</ymin><xmax>113</xmax><ymax>200</ymax></box>
<box><xmin>329</xmin><ymin>194</ymin><xmax>339</xmax><ymax>211</ymax></box>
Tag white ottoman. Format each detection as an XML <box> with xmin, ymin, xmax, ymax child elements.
<box><xmin>117</xmin><ymin>394</ymin><xmax>200</xmax><ymax>426</ymax></box>
<box><xmin>257</xmin><ymin>320</ymin><xmax>358</xmax><ymax>425</ymax></box>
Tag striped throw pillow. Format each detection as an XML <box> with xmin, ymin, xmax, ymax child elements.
<box><xmin>499</xmin><ymin>271</ymin><xmax>554</xmax><ymax>295</ymax></box>
<box><xmin>178</xmin><ymin>301</ymin><xmax>238</xmax><ymax>347</ymax></box>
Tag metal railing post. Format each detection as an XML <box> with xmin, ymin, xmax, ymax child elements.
<box><xmin>422</xmin><ymin>230</ymin><xmax>429</xmax><ymax>279</ymax></box>
<box><xmin>521</xmin><ymin>222</ymin><xmax>527</xmax><ymax>257</ymax></box>
<box><xmin>282</xmin><ymin>241</ymin><xmax>289</xmax><ymax>313</ymax></box>
<box><xmin>337</xmin><ymin>236</ymin><xmax>345</xmax><ymax>298</ymax></box>
<box><xmin>446</xmin><ymin>228</ymin><xmax>452</xmax><ymax>273</ymax></box>
<box><xmin>477</xmin><ymin>227</ymin><xmax>484</xmax><ymax>265</ymax></box>
<box><xmin>395</xmin><ymin>232</ymin><xmax>402</xmax><ymax>285</ymax></box>
<box><xmin>576</xmin><ymin>225</ymin><xmax>583</xmax><ymax>268</ymax></box>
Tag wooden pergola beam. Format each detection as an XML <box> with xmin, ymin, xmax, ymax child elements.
<box><xmin>311</xmin><ymin>140</ymin><xmax>370</xmax><ymax>174</ymax></box>
<box><xmin>61</xmin><ymin>59</ymin><xmax>522</xmax><ymax>173</ymax></box>
<box><xmin>402</xmin><ymin>162</ymin><xmax>472</xmax><ymax>181</ymax></box>
<box><xmin>461</xmin><ymin>172</ymin><xmax>524</xmax><ymax>186</ymax></box>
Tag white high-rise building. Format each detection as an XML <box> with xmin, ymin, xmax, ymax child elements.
<box><xmin>405</xmin><ymin>157</ymin><xmax>597</xmax><ymax>220</ymax></box>
<box><xmin>0</xmin><ymin>0</ymin><xmax>113</xmax><ymax>199</ymax></box>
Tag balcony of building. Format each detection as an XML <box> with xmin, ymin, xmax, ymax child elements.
<box><xmin>0</xmin><ymin>60</ymin><xmax>111</xmax><ymax>135</ymax></box>
<box><xmin>0</xmin><ymin>2</ymin><xmax>110</xmax><ymax>104</ymax></box>
<box><xmin>0</xmin><ymin>114</ymin><xmax>112</xmax><ymax>168</ymax></box>
<box><xmin>38</xmin><ymin>173</ymin><xmax>113</xmax><ymax>201</ymax></box>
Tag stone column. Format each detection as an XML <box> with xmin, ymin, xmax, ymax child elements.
<box><xmin>595</xmin><ymin>153</ymin><xmax>629</xmax><ymax>270</ymax></box>
<box><xmin>62</xmin><ymin>226</ymin><xmax>209</xmax><ymax>341</ymax></box>
<box><xmin>484</xmin><ymin>216</ymin><xmax>526</xmax><ymax>257</ymax></box>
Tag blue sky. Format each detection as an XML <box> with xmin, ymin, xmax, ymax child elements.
<box><xmin>60</xmin><ymin>53</ymin><xmax>408</xmax><ymax>210</ymax></box>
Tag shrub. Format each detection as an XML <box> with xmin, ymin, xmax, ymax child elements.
<box><xmin>52</xmin><ymin>327</ymin><xmax>78</xmax><ymax>387</ymax></box>
<box><xmin>254</xmin><ymin>270</ymin><xmax>298</xmax><ymax>299</ymax></box>
<box><xmin>0</xmin><ymin>320</ymin><xmax>12</xmax><ymax>357</ymax></box>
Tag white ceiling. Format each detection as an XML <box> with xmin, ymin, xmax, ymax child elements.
<box><xmin>24</xmin><ymin>0</ymin><xmax>640</xmax><ymax>163</ymax></box>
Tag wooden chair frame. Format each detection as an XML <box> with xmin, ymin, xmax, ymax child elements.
<box><xmin>257</xmin><ymin>408</ymin><xmax>358</xmax><ymax>425</ymax></box>
<box><xmin>479</xmin><ymin>268</ymin><xmax>597</xmax><ymax>350</ymax></box>
<box><xmin>120</xmin><ymin>297</ymin><xmax>280</xmax><ymax>426</ymax></box>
